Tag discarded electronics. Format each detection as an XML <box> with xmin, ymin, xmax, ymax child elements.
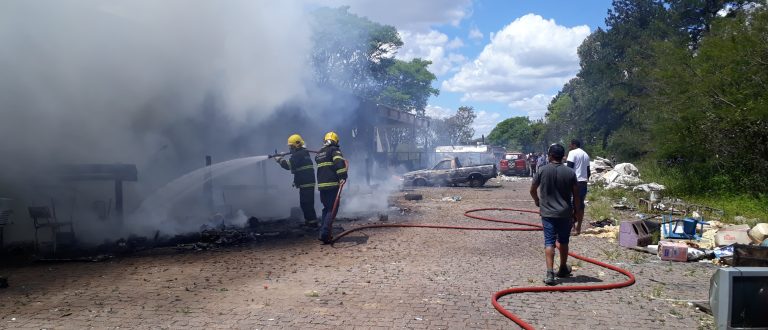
<box><xmin>619</xmin><ymin>220</ymin><xmax>652</xmax><ymax>248</ymax></box>
<box><xmin>709</xmin><ymin>267</ymin><xmax>768</xmax><ymax>329</ymax></box>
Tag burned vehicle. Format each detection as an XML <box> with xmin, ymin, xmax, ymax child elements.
<box><xmin>402</xmin><ymin>157</ymin><xmax>497</xmax><ymax>187</ymax></box>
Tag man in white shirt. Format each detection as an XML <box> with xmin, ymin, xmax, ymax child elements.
<box><xmin>566</xmin><ymin>139</ymin><xmax>590</xmax><ymax>235</ymax></box>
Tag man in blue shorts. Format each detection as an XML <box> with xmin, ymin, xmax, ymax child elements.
<box><xmin>530</xmin><ymin>144</ymin><xmax>580</xmax><ymax>285</ymax></box>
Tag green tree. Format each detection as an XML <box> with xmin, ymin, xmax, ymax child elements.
<box><xmin>377</xmin><ymin>58</ymin><xmax>440</xmax><ymax>117</ymax></box>
<box><xmin>310</xmin><ymin>6</ymin><xmax>403</xmax><ymax>97</ymax></box>
<box><xmin>487</xmin><ymin>117</ymin><xmax>533</xmax><ymax>152</ymax></box>
<box><xmin>648</xmin><ymin>5</ymin><xmax>768</xmax><ymax>193</ymax></box>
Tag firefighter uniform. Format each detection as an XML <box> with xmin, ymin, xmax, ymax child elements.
<box><xmin>315</xmin><ymin>134</ymin><xmax>347</xmax><ymax>243</ymax></box>
<box><xmin>276</xmin><ymin>146</ymin><xmax>318</xmax><ymax>226</ymax></box>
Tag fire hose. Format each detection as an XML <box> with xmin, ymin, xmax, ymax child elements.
<box><xmin>326</xmin><ymin>160</ymin><xmax>349</xmax><ymax>241</ymax></box>
<box><xmin>329</xmin><ymin>207</ymin><xmax>636</xmax><ymax>330</ymax></box>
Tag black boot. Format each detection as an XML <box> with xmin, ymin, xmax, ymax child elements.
<box><xmin>556</xmin><ymin>265</ymin><xmax>572</xmax><ymax>278</ymax></box>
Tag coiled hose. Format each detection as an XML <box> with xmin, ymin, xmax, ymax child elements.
<box><xmin>331</xmin><ymin>207</ymin><xmax>636</xmax><ymax>329</ymax></box>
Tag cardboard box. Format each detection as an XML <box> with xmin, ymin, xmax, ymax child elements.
<box><xmin>659</xmin><ymin>241</ymin><xmax>688</xmax><ymax>262</ymax></box>
<box><xmin>715</xmin><ymin>229</ymin><xmax>752</xmax><ymax>246</ymax></box>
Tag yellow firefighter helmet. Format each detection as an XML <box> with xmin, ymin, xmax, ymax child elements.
<box><xmin>287</xmin><ymin>134</ymin><xmax>304</xmax><ymax>148</ymax></box>
<box><xmin>324</xmin><ymin>131</ymin><xmax>339</xmax><ymax>145</ymax></box>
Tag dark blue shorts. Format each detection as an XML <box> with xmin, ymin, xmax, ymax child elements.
<box><xmin>542</xmin><ymin>217</ymin><xmax>571</xmax><ymax>247</ymax></box>
<box><xmin>574</xmin><ymin>181</ymin><xmax>588</xmax><ymax>210</ymax></box>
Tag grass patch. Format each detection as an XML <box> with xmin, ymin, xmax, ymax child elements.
<box><xmin>586</xmin><ymin>186</ymin><xmax>644</xmax><ymax>223</ymax></box>
<box><xmin>637</xmin><ymin>161</ymin><xmax>768</xmax><ymax>222</ymax></box>
<box><xmin>586</xmin><ymin>197</ymin><xmax>615</xmax><ymax>222</ymax></box>
<box><xmin>600</xmin><ymin>247</ymin><xmax>622</xmax><ymax>260</ymax></box>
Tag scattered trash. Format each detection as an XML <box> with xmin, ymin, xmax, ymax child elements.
<box><xmin>686</xmin><ymin>247</ymin><xmax>708</xmax><ymax>261</ymax></box>
<box><xmin>404</xmin><ymin>193</ymin><xmax>423</xmax><ymax>201</ymax></box>
<box><xmin>590</xmin><ymin>157</ymin><xmax>613</xmax><ymax>173</ymax></box>
<box><xmin>612</xmin><ymin>198</ymin><xmax>633</xmax><ymax>210</ymax></box>
<box><xmin>733</xmin><ymin>244</ymin><xmax>768</xmax><ymax>267</ymax></box>
<box><xmin>440</xmin><ymin>196</ymin><xmax>462</xmax><ymax>202</ymax></box>
<box><xmin>713</xmin><ymin>245</ymin><xmax>734</xmax><ymax>259</ymax></box>
<box><xmin>581</xmin><ymin>225</ymin><xmax>619</xmax><ymax>239</ymax></box>
<box><xmin>661</xmin><ymin>215</ymin><xmax>707</xmax><ymax>240</ymax></box>
<box><xmin>590</xmin><ymin>219</ymin><xmax>615</xmax><ymax>228</ymax></box>
<box><xmin>619</xmin><ymin>220</ymin><xmax>652</xmax><ymax>248</ymax></box>
<box><xmin>748</xmin><ymin>223</ymin><xmax>768</xmax><ymax>243</ymax></box>
<box><xmin>497</xmin><ymin>175</ymin><xmax>528</xmax><ymax>182</ymax></box>
<box><xmin>414</xmin><ymin>317</ymin><xmax>423</xmax><ymax>321</ymax></box>
<box><xmin>614</xmin><ymin>163</ymin><xmax>639</xmax><ymax>177</ymax></box>
<box><xmin>658</xmin><ymin>241</ymin><xmax>688</xmax><ymax>262</ymax></box>
<box><xmin>304</xmin><ymin>290</ymin><xmax>319</xmax><ymax>297</ymax></box>
<box><xmin>633</xmin><ymin>183</ymin><xmax>666</xmax><ymax>193</ymax></box>
<box><xmin>714</xmin><ymin>225</ymin><xmax>752</xmax><ymax>246</ymax></box>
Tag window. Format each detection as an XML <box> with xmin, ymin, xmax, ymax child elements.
<box><xmin>434</xmin><ymin>160</ymin><xmax>452</xmax><ymax>170</ymax></box>
<box><xmin>505</xmin><ymin>154</ymin><xmax>520</xmax><ymax>161</ymax></box>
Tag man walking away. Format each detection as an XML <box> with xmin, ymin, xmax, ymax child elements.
<box><xmin>537</xmin><ymin>152</ymin><xmax>547</xmax><ymax>169</ymax></box>
<box><xmin>315</xmin><ymin>131</ymin><xmax>348</xmax><ymax>244</ymax></box>
<box><xmin>530</xmin><ymin>144</ymin><xmax>579</xmax><ymax>285</ymax></box>
<box><xmin>274</xmin><ymin>134</ymin><xmax>318</xmax><ymax>227</ymax></box>
<box><xmin>566</xmin><ymin>139</ymin><xmax>590</xmax><ymax>235</ymax></box>
<box><xmin>529</xmin><ymin>153</ymin><xmax>538</xmax><ymax>177</ymax></box>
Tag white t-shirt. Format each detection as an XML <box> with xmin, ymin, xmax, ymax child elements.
<box><xmin>567</xmin><ymin>147</ymin><xmax>590</xmax><ymax>182</ymax></box>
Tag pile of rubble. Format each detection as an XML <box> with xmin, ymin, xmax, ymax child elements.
<box><xmin>589</xmin><ymin>157</ymin><xmax>665</xmax><ymax>193</ymax></box>
<box><xmin>496</xmin><ymin>174</ymin><xmax>530</xmax><ymax>182</ymax></box>
<box><xmin>614</xmin><ymin>213</ymin><xmax>768</xmax><ymax>265</ymax></box>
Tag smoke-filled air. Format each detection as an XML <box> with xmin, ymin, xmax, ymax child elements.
<box><xmin>0</xmin><ymin>1</ymin><xmax>425</xmax><ymax>245</ymax></box>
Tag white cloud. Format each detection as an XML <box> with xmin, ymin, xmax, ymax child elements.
<box><xmin>442</xmin><ymin>14</ymin><xmax>590</xmax><ymax>105</ymax></box>
<box><xmin>446</xmin><ymin>37</ymin><xmax>464</xmax><ymax>49</ymax></box>
<box><xmin>468</xmin><ymin>26</ymin><xmax>483</xmax><ymax>40</ymax></box>
<box><xmin>397</xmin><ymin>30</ymin><xmax>467</xmax><ymax>76</ymax></box>
<box><xmin>424</xmin><ymin>104</ymin><xmax>453</xmax><ymax>119</ymax></box>
<box><xmin>508</xmin><ymin>94</ymin><xmax>555</xmax><ymax>119</ymax></box>
<box><xmin>472</xmin><ymin>110</ymin><xmax>502</xmax><ymax>138</ymax></box>
<box><xmin>310</xmin><ymin>0</ymin><xmax>472</xmax><ymax>31</ymax></box>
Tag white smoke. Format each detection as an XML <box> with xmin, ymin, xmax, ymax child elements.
<box><xmin>0</xmin><ymin>0</ymin><xmax>312</xmax><ymax>170</ymax></box>
<box><xmin>0</xmin><ymin>1</ymin><xmax>403</xmax><ymax>245</ymax></box>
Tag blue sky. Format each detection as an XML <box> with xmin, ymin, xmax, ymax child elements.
<box><xmin>327</xmin><ymin>0</ymin><xmax>614</xmax><ymax>137</ymax></box>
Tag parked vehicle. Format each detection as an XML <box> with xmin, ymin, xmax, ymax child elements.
<box><xmin>499</xmin><ymin>152</ymin><xmax>529</xmax><ymax>176</ymax></box>
<box><xmin>402</xmin><ymin>157</ymin><xmax>497</xmax><ymax>187</ymax></box>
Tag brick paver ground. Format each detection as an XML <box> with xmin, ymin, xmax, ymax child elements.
<box><xmin>0</xmin><ymin>180</ymin><xmax>715</xmax><ymax>329</ymax></box>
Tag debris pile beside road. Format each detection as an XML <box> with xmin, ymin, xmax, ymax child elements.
<box><xmin>496</xmin><ymin>174</ymin><xmax>530</xmax><ymax>183</ymax></box>
<box><xmin>589</xmin><ymin>157</ymin><xmax>665</xmax><ymax>193</ymax></box>
<box><xmin>614</xmin><ymin>211</ymin><xmax>768</xmax><ymax>265</ymax></box>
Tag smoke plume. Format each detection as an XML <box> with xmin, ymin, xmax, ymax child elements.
<box><xmin>0</xmin><ymin>1</ymin><xmax>402</xmax><ymax>244</ymax></box>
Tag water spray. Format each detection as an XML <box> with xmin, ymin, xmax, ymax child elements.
<box><xmin>267</xmin><ymin>149</ymin><xmax>319</xmax><ymax>158</ymax></box>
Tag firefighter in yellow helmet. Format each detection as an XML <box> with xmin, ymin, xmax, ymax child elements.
<box><xmin>315</xmin><ymin>131</ymin><xmax>347</xmax><ymax>243</ymax></box>
<box><xmin>274</xmin><ymin>134</ymin><xmax>318</xmax><ymax>227</ymax></box>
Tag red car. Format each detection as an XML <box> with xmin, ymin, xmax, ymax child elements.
<box><xmin>499</xmin><ymin>152</ymin><xmax>530</xmax><ymax>176</ymax></box>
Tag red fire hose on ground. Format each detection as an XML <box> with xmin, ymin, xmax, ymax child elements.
<box><xmin>330</xmin><ymin>207</ymin><xmax>636</xmax><ymax>330</ymax></box>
